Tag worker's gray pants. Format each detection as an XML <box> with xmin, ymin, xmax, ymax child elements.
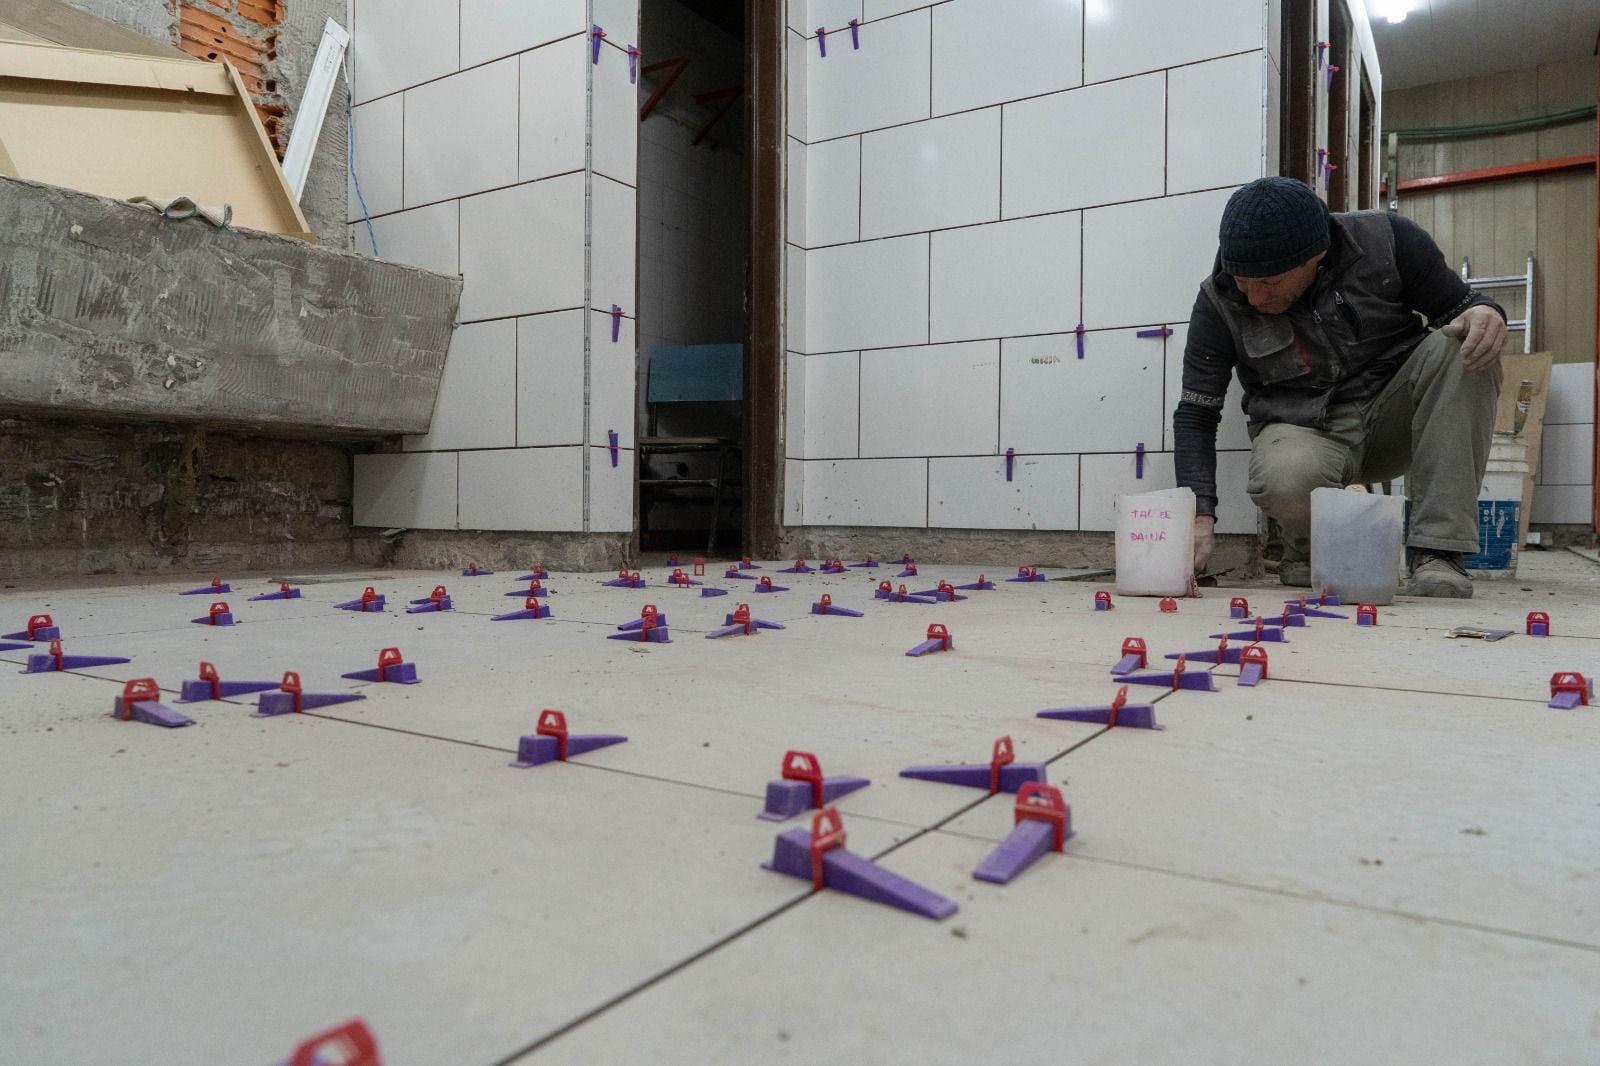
<box><xmin>1246</xmin><ymin>331</ymin><xmax>1502</xmax><ymax>557</ymax></box>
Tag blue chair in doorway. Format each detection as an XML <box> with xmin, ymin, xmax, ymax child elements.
<box><xmin>638</xmin><ymin>343</ymin><xmax>744</xmax><ymax>554</ymax></box>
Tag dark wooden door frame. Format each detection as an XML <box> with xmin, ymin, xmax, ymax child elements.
<box><xmin>742</xmin><ymin>0</ymin><xmax>784</xmax><ymax>557</ymax></box>
<box><xmin>1280</xmin><ymin>0</ymin><xmax>1317</xmax><ymax>184</ymax></box>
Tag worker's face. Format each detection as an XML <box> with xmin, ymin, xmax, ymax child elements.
<box><xmin>1233</xmin><ymin>251</ymin><xmax>1326</xmax><ymax>315</ymax></box>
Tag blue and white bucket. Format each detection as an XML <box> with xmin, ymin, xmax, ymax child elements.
<box><xmin>1464</xmin><ymin>435</ymin><xmax>1529</xmax><ymax>578</ymax></box>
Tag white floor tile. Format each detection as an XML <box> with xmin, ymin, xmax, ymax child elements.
<box><xmin>347</xmin><ymin>94</ymin><xmax>403</xmax><ymax>221</ymax></box>
<box><xmin>1002</xmin><ymin>73</ymin><xmax>1165</xmax><ymax>217</ymax></box>
<box><xmin>859</xmin><ymin>341</ymin><xmax>999</xmax><ymax>457</ymax></box>
<box><xmin>590</xmin><ymin>446</ymin><xmax>635</xmax><ymax>532</ymax></box>
<box><xmin>1082</xmin><ymin>188</ymin><xmax>1232</xmax><ymax>329</ymax></box>
<box><xmin>520</xmin><ymin>36</ymin><xmax>589</xmax><ymax>183</ymax></box>
<box><xmin>804</xmin><ymin>351</ymin><xmax>862</xmax><ymax>459</ymax></box>
<box><xmin>404</xmin><ymin>60</ymin><xmax>520</xmax><ymax>207</ymax></box>
<box><xmin>459</xmin><ymin>173</ymin><xmax>587</xmax><ymax>322</ymax></box>
<box><xmin>805</xmin><ymin>235</ymin><xmax>930</xmax><ymax>353</ymax></box>
<box><xmin>929</xmin><ymin>213</ymin><xmax>1080</xmax><ymax>343</ymax></box>
<box><xmin>589</xmin><ymin>310</ymin><xmax>637</xmax><ymax>451</ymax></box>
<box><xmin>365</xmin><ymin>201</ymin><xmax>459</xmax><ymax>278</ymax></box>
<box><xmin>353</xmin><ymin>451</ymin><xmax>458</xmax><ymax>528</ymax></box>
<box><xmin>1167</xmin><ymin>51</ymin><xmax>1266</xmax><ymax>195</ymax></box>
<box><xmin>591</xmin><ymin>177</ymin><xmax>638</xmax><ymax>315</ymax></box>
<box><xmin>517</xmin><ymin>311</ymin><xmax>586</xmax><ymax>447</ymax></box>
<box><xmin>1546</xmin><ymin>361</ymin><xmax>1595</xmax><ymax>425</ymax></box>
<box><xmin>592</xmin><ymin>40</ymin><xmax>640</xmax><ymax>185</ymax></box>
<box><xmin>459</xmin><ymin>0</ymin><xmax>586</xmax><ymax>68</ymax></box>
<box><xmin>351</xmin><ymin>0</ymin><xmax>458</xmax><ymax>103</ymax></box>
<box><xmin>805</xmin><ymin>8</ymin><xmax>930</xmax><ymax>142</ymax></box>
<box><xmin>860</xmin><ymin>109</ymin><xmax>1000</xmax><ymax>240</ymax></box>
<box><xmin>1083</xmin><ymin>0</ymin><xmax>1263</xmax><ymax>84</ymax></box>
<box><xmin>803</xmin><ymin>136</ymin><xmax>862</xmax><ymax>248</ymax></box>
<box><xmin>1000</xmin><ymin>330</ymin><xmax>1163</xmax><ymax>454</ymax></box>
<box><xmin>1538</xmin><ymin>423</ymin><xmax>1594</xmax><ymax>487</ymax></box>
<box><xmin>458</xmin><ymin>447</ymin><xmax>584</xmax><ymax>530</ymax></box>
<box><xmin>403</xmin><ymin>320</ymin><xmax>518</xmax><ymax>452</ymax></box>
<box><xmin>1165</xmin><ymin>323</ymin><xmax>1251</xmax><ymax>451</ymax></box>
<box><xmin>928</xmin><ymin>453</ymin><xmax>1079</xmax><ymax>530</ymax></box>
<box><xmin>932</xmin><ymin>0</ymin><xmax>1082</xmax><ymax>115</ymax></box>
<box><xmin>802</xmin><ymin>458</ymin><xmax>927</xmax><ymax>526</ymax></box>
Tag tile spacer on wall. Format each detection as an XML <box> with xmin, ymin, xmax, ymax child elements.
<box><xmin>610</xmin><ymin>304</ymin><xmax>624</xmax><ymax>341</ymax></box>
<box><xmin>848</xmin><ymin>18</ymin><xmax>860</xmax><ymax>48</ymax></box>
<box><xmin>1136</xmin><ymin>325</ymin><xmax>1172</xmax><ymax>339</ymax></box>
<box><xmin>1005</xmin><ymin>446</ymin><xmax>1015</xmax><ymax>481</ymax></box>
<box><xmin>627</xmin><ymin>44</ymin><xmax>639</xmax><ymax>83</ymax></box>
<box><xmin>1074</xmin><ymin>322</ymin><xmax>1086</xmax><ymax>359</ymax></box>
<box><xmin>591</xmin><ymin>24</ymin><xmax>606</xmax><ymax>63</ymax></box>
<box><xmin>816</xmin><ymin>26</ymin><xmax>826</xmax><ymax>56</ymax></box>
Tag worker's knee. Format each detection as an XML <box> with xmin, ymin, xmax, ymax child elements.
<box><xmin>1247</xmin><ymin>430</ymin><xmax>1345</xmax><ymax>518</ymax></box>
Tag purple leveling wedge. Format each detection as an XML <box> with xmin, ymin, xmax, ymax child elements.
<box><xmin>192</xmin><ymin>601</ymin><xmax>235</xmax><ymax>626</ymax></box>
<box><xmin>335</xmin><ymin>587</ymin><xmax>386</xmax><ymax>613</ymax></box>
<box><xmin>492</xmin><ymin>597</ymin><xmax>552</xmax><ymax>621</ymax></box>
<box><xmin>700</xmin><ymin>587</ymin><xmax>729</xmax><ymax>598</ymax></box>
<box><xmin>1526</xmin><ymin>611</ymin><xmax>1549</xmax><ymax>637</ymax></box>
<box><xmin>180</xmin><ymin>577</ymin><xmax>230</xmax><ymax>596</ymax></box>
<box><xmin>778</xmin><ymin>559</ymin><xmax>815</xmax><ymax>574</ymax></box>
<box><xmin>1120</xmin><ymin>656</ymin><xmax>1217</xmax><ymax>692</ymax></box>
<box><xmin>24</xmin><ymin>641</ymin><xmax>131</xmax><ymax>673</ymax></box>
<box><xmin>810</xmin><ymin>595</ymin><xmax>863</xmax><ymax>617</ymax></box>
<box><xmin>752</xmin><ymin>577</ymin><xmax>789</xmax><ymax>594</ymax></box>
<box><xmin>250</xmin><ymin>582</ymin><xmax>302</xmax><ymax>602</ymax></box>
<box><xmin>460</xmin><ymin>562</ymin><xmax>494</xmax><ymax>577</ymax></box>
<box><xmin>758</xmin><ymin>750</ymin><xmax>870</xmax><ymax>821</ymax></box>
<box><xmin>1255</xmin><ymin>611</ymin><xmax>1307</xmax><ymax>628</ymax></box>
<box><xmin>1235</xmin><ymin>646</ymin><xmax>1270</xmax><ymax>687</ymax></box>
<box><xmin>512</xmin><ymin>709</ymin><xmax>627</xmax><ymax>766</ymax></box>
<box><xmin>900</xmin><ymin>736</ymin><xmax>1045</xmax><ymax>795</ymax></box>
<box><xmin>896</xmin><ymin>563</ymin><xmax>919</xmax><ymax>578</ymax></box>
<box><xmin>723</xmin><ymin>610</ymin><xmax>784</xmax><ymax>630</ymax></box>
<box><xmin>341</xmin><ymin>648</ymin><xmax>421</xmax><ymax>684</ymax></box>
<box><xmin>666</xmin><ymin>569</ymin><xmax>703</xmax><ymax>588</ymax></box>
<box><xmin>914</xmin><ymin>582</ymin><xmax>968</xmax><ymax>603</ymax></box>
<box><xmin>517</xmin><ymin>567</ymin><xmax>551</xmax><ymax>581</ymax></box>
<box><xmin>738</xmin><ymin>558</ymin><xmax>760</xmax><ymax>570</ymax></box>
<box><xmin>1548</xmin><ymin>672</ymin><xmax>1592</xmax><ymax>710</ymax></box>
<box><xmin>874</xmin><ymin>581</ymin><xmax>936</xmax><ymax>605</ymax></box>
<box><xmin>906</xmin><ymin>623</ymin><xmax>954</xmax><ymax>657</ymax></box>
<box><xmin>1037</xmin><ymin>685</ymin><xmax>1163</xmax><ymax>730</ymax></box>
<box><xmin>3</xmin><ymin>614</ymin><xmax>59</xmax><ymax>641</ymax></box>
<box><xmin>763</xmin><ymin>808</ymin><xmax>957</xmax><ymax>920</ymax></box>
<box><xmin>608</xmin><ymin>605</ymin><xmax>670</xmax><ymax>643</ymax></box>
<box><xmin>257</xmin><ymin>673</ymin><xmax>367</xmax><ymax>716</ymax></box>
<box><xmin>955</xmin><ymin>575</ymin><xmax>996</xmax><ymax>591</ymax></box>
<box><xmin>1111</xmin><ymin>637</ymin><xmax>1148</xmax><ymax>675</ymax></box>
<box><xmin>724</xmin><ymin>566</ymin><xmax>758</xmax><ymax>580</ymax></box>
<box><xmin>706</xmin><ymin>604</ymin><xmax>780</xmax><ymax>638</ymax></box>
<box><xmin>1007</xmin><ymin>566</ymin><xmax>1047</xmax><ymax>583</ymax></box>
<box><xmin>178</xmin><ymin>661</ymin><xmax>280</xmax><ymax>702</ymax></box>
<box><xmin>1209</xmin><ymin>623</ymin><xmax>1288</xmax><ymax>644</ymax></box>
<box><xmin>973</xmin><ymin>782</ymin><xmax>1074</xmax><ymax>885</ymax></box>
<box><xmin>1164</xmin><ymin>641</ymin><xmax>1246</xmax><ymax>665</ymax></box>
<box><xmin>0</xmin><ymin>642</ymin><xmax>32</xmax><ymax>652</ymax></box>
<box><xmin>1283</xmin><ymin>597</ymin><xmax>1348</xmax><ymax>620</ymax></box>
<box><xmin>820</xmin><ymin>560</ymin><xmax>847</xmax><ymax>574</ymax></box>
<box><xmin>503</xmin><ymin>580</ymin><xmax>550</xmax><ymax>597</ymax></box>
<box><xmin>847</xmin><ymin>557</ymin><xmax>879</xmax><ymax>568</ymax></box>
<box><xmin>406</xmin><ymin>586</ymin><xmax>453</xmax><ymax>613</ymax></box>
<box><xmin>112</xmin><ymin>679</ymin><xmax>193</xmax><ymax>728</ymax></box>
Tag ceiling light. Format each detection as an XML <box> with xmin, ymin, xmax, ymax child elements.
<box><xmin>1370</xmin><ymin>0</ymin><xmax>1414</xmax><ymax>23</ymax></box>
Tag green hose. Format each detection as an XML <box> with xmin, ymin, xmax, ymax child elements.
<box><xmin>1388</xmin><ymin>105</ymin><xmax>1596</xmax><ymax>140</ymax></box>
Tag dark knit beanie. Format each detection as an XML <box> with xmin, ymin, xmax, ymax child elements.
<box><xmin>1218</xmin><ymin>177</ymin><xmax>1330</xmax><ymax>277</ymax></box>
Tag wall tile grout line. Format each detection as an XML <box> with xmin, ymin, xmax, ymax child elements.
<box><xmin>352</xmin><ymin>29</ymin><xmax>589</xmax><ymax>108</ymax></box>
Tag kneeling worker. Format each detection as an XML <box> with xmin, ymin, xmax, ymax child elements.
<box><xmin>1174</xmin><ymin>177</ymin><xmax>1508</xmax><ymax>598</ymax></box>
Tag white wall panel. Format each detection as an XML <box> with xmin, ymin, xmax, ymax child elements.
<box><xmin>929</xmin><ymin>454</ymin><xmax>1079</xmax><ymax>530</ymax></box>
<box><xmin>1083</xmin><ymin>0</ymin><xmax>1262</xmax><ymax>84</ymax></box>
<box><xmin>404</xmin><ymin>320</ymin><xmax>518</xmax><ymax>452</ymax></box>
<box><xmin>460</xmin><ymin>0</ymin><xmax>585</xmax><ymax>68</ymax></box>
<box><xmin>1000</xmin><ymin>330</ymin><xmax>1164</xmax><ymax>454</ymax></box>
<box><xmin>929</xmin><ymin>213</ymin><xmax>1080</xmax><ymax>342</ymax></box>
<box><xmin>520</xmin><ymin>37</ymin><xmax>589</xmax><ymax>183</ymax></box>
<box><xmin>859</xmin><ymin>342</ymin><xmax>999</xmax><ymax>457</ymax></box>
<box><xmin>932</xmin><ymin>0</ymin><xmax>1083</xmax><ymax>115</ymax></box>
<box><xmin>1002</xmin><ymin>73</ymin><xmax>1165</xmax><ymax>217</ymax></box>
<box><xmin>804</xmin><ymin>8</ymin><xmax>930</xmax><ymax>141</ymax></box>
<box><xmin>404</xmin><ymin>60</ymin><xmax>520</xmax><ymax>207</ymax></box>
<box><xmin>1168</xmin><ymin>51</ymin><xmax>1266</xmax><ymax>194</ymax></box>
<box><xmin>589</xmin><ymin>447</ymin><xmax>635</xmax><ymax>532</ymax></box>
<box><xmin>592</xmin><ymin>41</ymin><xmax>640</xmax><ymax>185</ymax></box>
<box><xmin>591</xmin><ymin>177</ymin><xmax>638</xmax><ymax>314</ymax></box>
<box><xmin>860</xmin><ymin>109</ymin><xmax>1000</xmax><ymax>239</ymax></box>
<box><xmin>352</xmin><ymin>0</ymin><xmax>457</xmax><ymax>104</ymax></box>
<box><xmin>804</xmin><ymin>352</ymin><xmax>865</xmax><ymax>460</ymax></box>
<box><xmin>458</xmin><ymin>448</ymin><xmax>584</xmax><ymax>531</ymax></box>
<box><xmin>590</xmin><ymin>310</ymin><xmax>637</xmax><ymax>450</ymax></box>
<box><xmin>803</xmin><ymin>136</ymin><xmax>861</xmax><ymax>247</ymax></box>
<box><xmin>353</xmin><ymin>452</ymin><xmax>458</xmax><ymax>529</ymax></box>
<box><xmin>803</xmin><ymin>458</ymin><xmax>927</xmax><ymax>527</ymax></box>
<box><xmin>805</xmin><ymin>235</ymin><xmax>930</xmax><ymax>353</ymax></box>
<box><xmin>347</xmin><ymin>94</ymin><xmax>403</xmax><ymax>221</ymax></box>
<box><xmin>1082</xmin><ymin>188</ymin><xmax>1231</xmax><ymax>328</ymax></box>
<box><xmin>459</xmin><ymin>173</ymin><xmax>587</xmax><ymax>321</ymax></box>
<box><xmin>364</xmin><ymin>201</ymin><xmax>459</xmax><ymax>277</ymax></box>
<box><xmin>517</xmin><ymin>311</ymin><xmax>586</xmax><ymax>447</ymax></box>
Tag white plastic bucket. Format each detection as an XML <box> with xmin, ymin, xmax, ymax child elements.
<box><xmin>1465</xmin><ymin>435</ymin><xmax>1528</xmax><ymax>578</ymax></box>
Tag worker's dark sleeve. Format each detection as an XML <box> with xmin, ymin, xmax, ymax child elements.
<box><xmin>1390</xmin><ymin>213</ymin><xmax>1506</xmax><ymax>327</ymax></box>
<box><xmin>1173</xmin><ymin>290</ymin><xmax>1237</xmax><ymax>520</ymax></box>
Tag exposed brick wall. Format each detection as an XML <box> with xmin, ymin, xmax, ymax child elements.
<box><xmin>175</xmin><ymin>0</ymin><xmax>289</xmax><ymax>155</ymax></box>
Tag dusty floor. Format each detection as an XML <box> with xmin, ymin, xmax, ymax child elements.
<box><xmin>2</xmin><ymin>551</ymin><xmax>1597</xmax><ymax>1065</ymax></box>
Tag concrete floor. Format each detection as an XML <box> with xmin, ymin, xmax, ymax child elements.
<box><xmin>2</xmin><ymin>552</ymin><xmax>1598</xmax><ymax>1065</ymax></box>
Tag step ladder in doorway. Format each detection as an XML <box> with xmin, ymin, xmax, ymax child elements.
<box><xmin>1460</xmin><ymin>254</ymin><xmax>1534</xmax><ymax>354</ymax></box>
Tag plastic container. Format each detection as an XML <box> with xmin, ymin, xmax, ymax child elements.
<box><xmin>1309</xmin><ymin>487</ymin><xmax>1404</xmax><ymax>605</ymax></box>
<box><xmin>1114</xmin><ymin>488</ymin><xmax>1195</xmax><ymax>597</ymax></box>
<box><xmin>1465</xmin><ymin>434</ymin><xmax>1529</xmax><ymax>579</ymax></box>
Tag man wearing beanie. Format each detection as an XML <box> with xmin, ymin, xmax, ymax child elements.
<box><xmin>1173</xmin><ymin>176</ymin><xmax>1507</xmax><ymax>597</ymax></box>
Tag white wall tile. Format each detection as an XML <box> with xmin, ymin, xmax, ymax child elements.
<box><xmin>1531</xmin><ymin>484</ymin><xmax>1593</xmax><ymax>525</ymax></box>
<box><xmin>805</xmin><ymin>8</ymin><xmax>930</xmax><ymax>142</ymax></box>
<box><xmin>520</xmin><ymin>36</ymin><xmax>589</xmax><ymax>183</ymax></box>
<box><xmin>459</xmin><ymin>173</ymin><xmax>586</xmax><ymax>321</ymax></box>
<box><xmin>929</xmin><ymin>213</ymin><xmax>1080</xmax><ymax>343</ymax></box>
<box><xmin>365</xmin><ymin>201</ymin><xmax>459</xmax><ymax>277</ymax></box>
<box><xmin>347</xmin><ymin>94</ymin><xmax>403</xmax><ymax>221</ymax></box>
<box><xmin>929</xmin><ymin>454</ymin><xmax>1079</xmax><ymax>530</ymax></box>
<box><xmin>404</xmin><ymin>320</ymin><xmax>518</xmax><ymax>451</ymax></box>
<box><xmin>517</xmin><ymin>311</ymin><xmax>586</xmax><ymax>447</ymax></box>
<box><xmin>1538</xmin><ymin>423</ymin><xmax>1594</xmax><ymax>486</ymax></box>
<box><xmin>1000</xmin><ymin>330</ymin><xmax>1162</xmax><ymax>454</ymax></box>
<box><xmin>787</xmin><ymin>31</ymin><xmax>809</xmax><ymax>144</ymax></box>
<box><xmin>805</xmin><ymin>235</ymin><xmax>929</xmax><ymax>353</ymax></box>
<box><xmin>591</xmin><ymin>176</ymin><xmax>638</xmax><ymax>313</ymax></box>
<box><xmin>1083</xmin><ymin>0</ymin><xmax>1262</xmax><ymax>84</ymax></box>
<box><xmin>803</xmin><ymin>136</ymin><xmax>861</xmax><ymax>247</ymax></box>
<box><xmin>787</xmin><ymin>243</ymin><xmax>808</xmax><ymax>354</ymax></box>
<box><xmin>458</xmin><ymin>447</ymin><xmax>584</xmax><ymax>531</ymax></box>
<box><xmin>860</xmin><ymin>109</ymin><xmax>1000</xmax><ymax>240</ymax></box>
<box><xmin>1164</xmin><ymin>323</ymin><xmax>1250</xmax><ymax>451</ymax></box>
<box><xmin>404</xmin><ymin>60</ymin><xmax>520</xmax><ymax>207</ymax></box>
<box><xmin>352</xmin><ymin>0</ymin><xmax>458</xmax><ymax>104</ymax></box>
<box><xmin>802</xmin><ymin>458</ymin><xmax>927</xmax><ymax>526</ymax></box>
<box><xmin>1168</xmin><ymin>51</ymin><xmax>1266</xmax><ymax>195</ymax></box>
<box><xmin>804</xmin><ymin>351</ymin><xmax>861</xmax><ymax>459</ymax></box>
<box><xmin>786</xmin><ymin>350</ymin><xmax>807</xmax><ymax>459</ymax></box>
<box><xmin>592</xmin><ymin>0</ymin><xmax>640</xmax><ymax>39</ymax></box>
<box><xmin>786</xmin><ymin>138</ymin><xmax>807</xmax><ymax>246</ymax></box>
<box><xmin>460</xmin><ymin>0</ymin><xmax>585</xmax><ymax>68</ymax></box>
<box><xmin>860</xmin><ymin>341</ymin><xmax>999</xmax><ymax>456</ymax></box>
<box><xmin>1547</xmin><ymin>362</ymin><xmax>1596</xmax><ymax>425</ymax></box>
<box><xmin>792</xmin><ymin>0</ymin><xmax>862</xmax><ymax>33</ymax></box>
<box><xmin>785</xmin><ymin>458</ymin><xmax>805</xmax><ymax>524</ymax></box>
<box><xmin>862</xmin><ymin>0</ymin><xmax>930</xmax><ymax>19</ymax></box>
<box><xmin>932</xmin><ymin>0</ymin><xmax>1082</xmax><ymax>115</ymax></box>
<box><xmin>1002</xmin><ymin>73</ymin><xmax>1164</xmax><ymax>217</ymax></box>
<box><xmin>590</xmin><ymin>446</ymin><xmax>635</xmax><ymax>532</ymax></box>
<box><xmin>353</xmin><ymin>451</ymin><xmax>458</xmax><ymax>529</ymax></box>
<box><xmin>1082</xmin><ymin>188</ymin><xmax>1231</xmax><ymax>328</ymax></box>
<box><xmin>590</xmin><ymin>310</ymin><xmax>637</xmax><ymax>450</ymax></box>
<box><xmin>592</xmin><ymin>39</ymin><xmax>640</xmax><ymax>185</ymax></box>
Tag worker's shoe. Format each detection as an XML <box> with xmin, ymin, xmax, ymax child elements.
<box><xmin>1405</xmin><ymin>549</ymin><xmax>1473</xmax><ymax>598</ymax></box>
<box><xmin>1278</xmin><ymin>547</ymin><xmax>1312</xmax><ymax>588</ymax></box>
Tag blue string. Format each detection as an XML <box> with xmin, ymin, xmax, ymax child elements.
<box><xmin>345</xmin><ymin>73</ymin><xmax>378</xmax><ymax>257</ymax></box>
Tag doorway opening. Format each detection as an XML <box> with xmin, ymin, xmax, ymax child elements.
<box><xmin>635</xmin><ymin>0</ymin><xmax>751</xmax><ymax>556</ymax></box>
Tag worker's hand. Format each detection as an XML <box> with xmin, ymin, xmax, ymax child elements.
<box><xmin>1193</xmin><ymin>515</ymin><xmax>1217</xmax><ymax>575</ymax></box>
<box><xmin>1441</xmin><ymin>304</ymin><xmax>1508</xmax><ymax>371</ymax></box>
